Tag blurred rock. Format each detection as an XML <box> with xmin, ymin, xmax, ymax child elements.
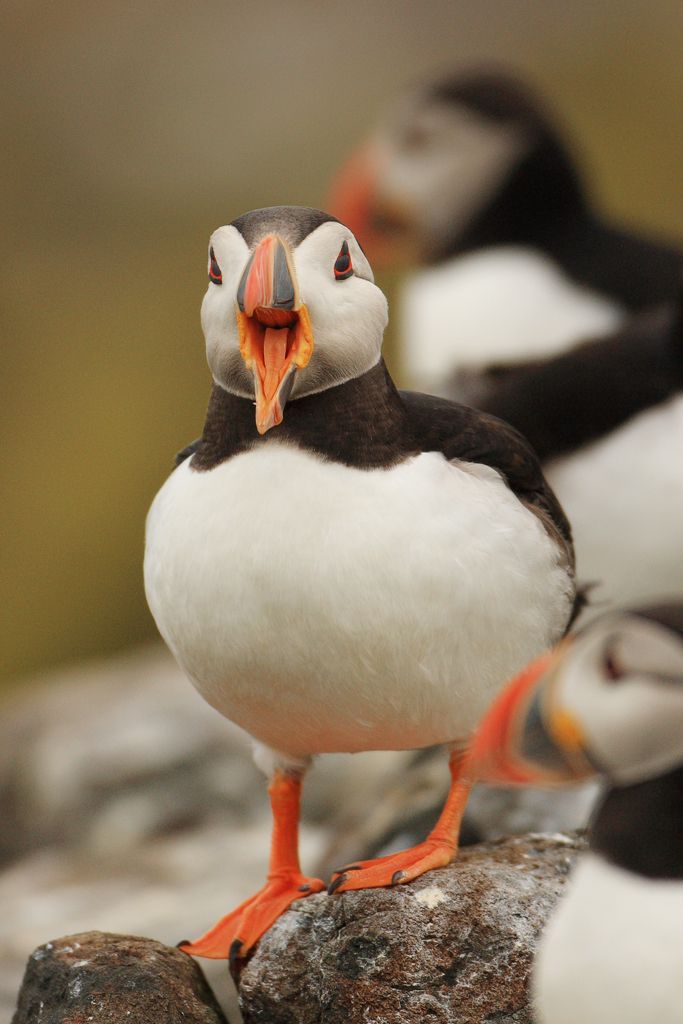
<box><xmin>12</xmin><ymin>931</ymin><xmax>228</xmax><ymax>1024</ymax></box>
<box><xmin>240</xmin><ymin>833</ymin><xmax>585</xmax><ymax>1024</ymax></box>
<box><xmin>0</xmin><ymin>646</ymin><xmax>265</xmax><ymax>863</ymax></box>
<box><xmin>0</xmin><ymin>646</ymin><xmax>403</xmax><ymax>1020</ymax></box>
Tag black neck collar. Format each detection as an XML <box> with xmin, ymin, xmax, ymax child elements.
<box><xmin>191</xmin><ymin>359</ymin><xmax>419</xmax><ymax>472</ymax></box>
<box><xmin>590</xmin><ymin>764</ymin><xmax>683</xmax><ymax>880</ymax></box>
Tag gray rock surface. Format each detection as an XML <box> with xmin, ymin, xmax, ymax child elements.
<box><xmin>12</xmin><ymin>931</ymin><xmax>228</xmax><ymax>1024</ymax></box>
<box><xmin>239</xmin><ymin>833</ymin><xmax>585</xmax><ymax>1024</ymax></box>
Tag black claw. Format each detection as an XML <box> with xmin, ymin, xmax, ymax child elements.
<box><xmin>333</xmin><ymin>864</ymin><xmax>362</xmax><ymax>874</ymax></box>
<box><xmin>328</xmin><ymin>873</ymin><xmax>347</xmax><ymax>895</ymax></box>
<box><xmin>298</xmin><ymin>883</ymin><xmax>311</xmax><ymax>892</ymax></box>
<box><xmin>229</xmin><ymin>938</ymin><xmax>244</xmax><ymax>973</ymax></box>
<box><xmin>176</xmin><ymin>939</ymin><xmax>191</xmax><ymax>949</ymax></box>
<box><xmin>391</xmin><ymin>870</ymin><xmax>406</xmax><ymax>886</ymax></box>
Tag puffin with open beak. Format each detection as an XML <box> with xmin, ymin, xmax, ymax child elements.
<box><xmin>144</xmin><ymin>205</ymin><xmax>577</xmax><ymax>964</ymax></box>
<box><xmin>469</xmin><ymin>605</ymin><xmax>683</xmax><ymax>1024</ymax></box>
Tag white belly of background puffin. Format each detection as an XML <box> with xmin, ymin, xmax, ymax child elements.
<box><xmin>145</xmin><ymin>443</ymin><xmax>572</xmax><ymax>759</ymax></box>
<box><xmin>546</xmin><ymin>393</ymin><xmax>683</xmax><ymax>615</ymax></box>
<box><xmin>399</xmin><ymin>246</ymin><xmax>625</xmax><ymax>395</ymax></box>
<box><xmin>533</xmin><ymin>852</ymin><xmax>683</xmax><ymax>1024</ymax></box>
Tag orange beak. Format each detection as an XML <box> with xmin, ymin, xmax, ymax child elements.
<box><xmin>236</xmin><ymin>234</ymin><xmax>314</xmax><ymax>434</ymax></box>
<box><xmin>468</xmin><ymin>641</ymin><xmax>596</xmax><ymax>787</ymax></box>
<box><xmin>327</xmin><ymin>142</ymin><xmax>415</xmax><ymax>267</ymax></box>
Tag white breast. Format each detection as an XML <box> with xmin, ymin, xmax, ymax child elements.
<box><xmin>144</xmin><ymin>444</ymin><xmax>572</xmax><ymax>759</ymax></box>
<box><xmin>399</xmin><ymin>247</ymin><xmax>624</xmax><ymax>393</ymax></box>
<box><xmin>534</xmin><ymin>852</ymin><xmax>683</xmax><ymax>1024</ymax></box>
<box><xmin>547</xmin><ymin>394</ymin><xmax>683</xmax><ymax>617</ymax></box>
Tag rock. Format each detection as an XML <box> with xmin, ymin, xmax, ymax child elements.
<box><xmin>239</xmin><ymin>832</ymin><xmax>585</xmax><ymax>1024</ymax></box>
<box><xmin>11</xmin><ymin>931</ymin><xmax>228</xmax><ymax>1023</ymax></box>
<box><xmin>0</xmin><ymin>645</ymin><xmax>401</xmax><ymax>1021</ymax></box>
<box><xmin>0</xmin><ymin>646</ymin><xmax>266</xmax><ymax>864</ymax></box>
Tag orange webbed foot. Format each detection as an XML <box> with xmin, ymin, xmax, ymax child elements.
<box><xmin>328</xmin><ymin>750</ymin><xmax>473</xmax><ymax>895</ymax></box>
<box><xmin>179</xmin><ymin>871</ymin><xmax>326</xmax><ymax>963</ymax></box>
<box><xmin>328</xmin><ymin>838</ymin><xmax>455</xmax><ymax>894</ymax></box>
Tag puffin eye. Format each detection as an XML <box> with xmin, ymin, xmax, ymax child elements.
<box><xmin>209</xmin><ymin>247</ymin><xmax>222</xmax><ymax>286</ymax></box>
<box><xmin>334</xmin><ymin>241</ymin><xmax>353</xmax><ymax>281</ymax></box>
<box><xmin>603</xmin><ymin>644</ymin><xmax>625</xmax><ymax>682</ymax></box>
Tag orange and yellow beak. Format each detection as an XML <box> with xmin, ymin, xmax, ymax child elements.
<box><xmin>236</xmin><ymin>234</ymin><xmax>314</xmax><ymax>434</ymax></box>
<box><xmin>327</xmin><ymin>143</ymin><xmax>415</xmax><ymax>267</ymax></box>
<box><xmin>468</xmin><ymin>641</ymin><xmax>596</xmax><ymax>787</ymax></box>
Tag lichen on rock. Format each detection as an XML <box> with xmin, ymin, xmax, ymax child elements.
<box><xmin>12</xmin><ymin>931</ymin><xmax>228</xmax><ymax>1024</ymax></box>
<box><xmin>238</xmin><ymin>832</ymin><xmax>585</xmax><ymax>1024</ymax></box>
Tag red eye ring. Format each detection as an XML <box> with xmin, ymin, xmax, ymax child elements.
<box><xmin>334</xmin><ymin>241</ymin><xmax>353</xmax><ymax>281</ymax></box>
<box><xmin>209</xmin><ymin>246</ymin><xmax>222</xmax><ymax>285</ymax></box>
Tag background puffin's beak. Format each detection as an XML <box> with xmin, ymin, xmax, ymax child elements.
<box><xmin>235</xmin><ymin>235</ymin><xmax>313</xmax><ymax>434</ymax></box>
<box><xmin>468</xmin><ymin>642</ymin><xmax>596</xmax><ymax>787</ymax></box>
<box><xmin>327</xmin><ymin>142</ymin><xmax>416</xmax><ymax>267</ymax></box>
<box><xmin>328</xmin><ymin>142</ymin><xmax>379</xmax><ymax>246</ymax></box>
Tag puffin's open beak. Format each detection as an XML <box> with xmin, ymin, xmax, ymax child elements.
<box><xmin>468</xmin><ymin>642</ymin><xmax>596</xmax><ymax>787</ymax></box>
<box><xmin>236</xmin><ymin>234</ymin><xmax>314</xmax><ymax>434</ymax></box>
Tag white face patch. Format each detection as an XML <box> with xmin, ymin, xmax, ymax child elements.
<box><xmin>200</xmin><ymin>219</ymin><xmax>388</xmax><ymax>400</ymax></box>
<box><xmin>376</xmin><ymin>98</ymin><xmax>527</xmax><ymax>255</ymax></box>
<box><xmin>201</xmin><ymin>224</ymin><xmax>251</xmax><ymax>396</ymax></box>
<box><xmin>289</xmin><ymin>221</ymin><xmax>387</xmax><ymax>397</ymax></box>
<box><xmin>555</xmin><ymin>615</ymin><xmax>683</xmax><ymax>784</ymax></box>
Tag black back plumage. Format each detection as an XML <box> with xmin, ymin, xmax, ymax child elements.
<box><xmin>462</xmin><ymin>292</ymin><xmax>683</xmax><ymax>461</ymax></box>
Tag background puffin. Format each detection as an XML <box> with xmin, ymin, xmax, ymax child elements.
<box><xmin>469</xmin><ymin>603</ymin><xmax>683</xmax><ymax>1024</ymax></box>
<box><xmin>144</xmin><ymin>205</ymin><xmax>577</xmax><ymax>962</ymax></box>
<box><xmin>329</xmin><ymin>67</ymin><xmax>682</xmax><ymax>389</ymax></box>
<box><xmin>329</xmin><ymin>67</ymin><xmax>683</xmax><ymax>614</ymax></box>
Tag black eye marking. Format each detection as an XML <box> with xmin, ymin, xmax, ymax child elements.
<box><xmin>209</xmin><ymin>247</ymin><xmax>222</xmax><ymax>285</ymax></box>
<box><xmin>603</xmin><ymin>640</ymin><xmax>625</xmax><ymax>682</ymax></box>
<box><xmin>334</xmin><ymin>240</ymin><xmax>353</xmax><ymax>281</ymax></box>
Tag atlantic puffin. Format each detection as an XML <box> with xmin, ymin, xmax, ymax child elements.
<box><xmin>144</xmin><ymin>205</ymin><xmax>577</xmax><ymax>962</ymax></box>
<box><xmin>469</xmin><ymin>604</ymin><xmax>683</xmax><ymax>1024</ymax></box>
<box><xmin>329</xmin><ymin>69</ymin><xmax>683</xmax><ymax>612</ymax></box>
<box><xmin>329</xmin><ymin>68</ymin><xmax>682</xmax><ymax>389</ymax></box>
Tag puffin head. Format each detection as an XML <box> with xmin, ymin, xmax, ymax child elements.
<box><xmin>202</xmin><ymin>206</ymin><xmax>388</xmax><ymax>434</ymax></box>
<box><xmin>329</xmin><ymin>69</ymin><xmax>582</xmax><ymax>265</ymax></box>
<box><xmin>469</xmin><ymin>605</ymin><xmax>683</xmax><ymax>789</ymax></box>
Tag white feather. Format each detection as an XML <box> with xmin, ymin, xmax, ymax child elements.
<box><xmin>144</xmin><ymin>444</ymin><xmax>573</xmax><ymax>764</ymax></box>
<box><xmin>547</xmin><ymin>394</ymin><xmax>683</xmax><ymax>614</ymax></box>
<box><xmin>399</xmin><ymin>247</ymin><xmax>624</xmax><ymax>391</ymax></box>
<box><xmin>534</xmin><ymin>852</ymin><xmax>683</xmax><ymax>1024</ymax></box>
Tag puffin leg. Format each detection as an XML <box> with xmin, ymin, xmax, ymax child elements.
<box><xmin>179</xmin><ymin>769</ymin><xmax>325</xmax><ymax>961</ymax></box>
<box><xmin>328</xmin><ymin>749</ymin><xmax>471</xmax><ymax>894</ymax></box>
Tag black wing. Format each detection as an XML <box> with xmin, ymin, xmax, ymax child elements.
<box><xmin>175</xmin><ymin>437</ymin><xmax>202</xmax><ymax>466</ymax></box>
<box><xmin>457</xmin><ymin>300</ymin><xmax>683</xmax><ymax>462</ymax></box>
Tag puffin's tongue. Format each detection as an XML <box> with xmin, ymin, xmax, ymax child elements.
<box><xmin>263</xmin><ymin>327</ymin><xmax>289</xmax><ymax>400</ymax></box>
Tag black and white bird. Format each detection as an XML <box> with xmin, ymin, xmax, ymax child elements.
<box><xmin>144</xmin><ymin>205</ymin><xmax>577</xmax><ymax>961</ymax></box>
<box><xmin>329</xmin><ymin>69</ymin><xmax>683</xmax><ymax>611</ymax></box>
<box><xmin>469</xmin><ymin>604</ymin><xmax>683</xmax><ymax>1024</ymax></box>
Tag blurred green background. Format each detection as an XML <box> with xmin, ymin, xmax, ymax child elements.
<box><xmin>3</xmin><ymin>0</ymin><xmax>683</xmax><ymax>690</ymax></box>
